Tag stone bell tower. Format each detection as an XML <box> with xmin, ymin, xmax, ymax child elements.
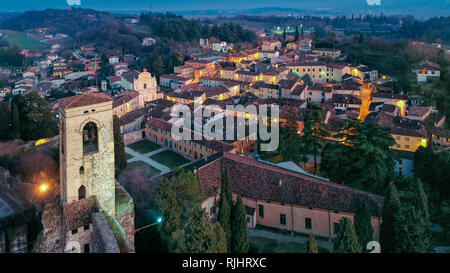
<box><xmin>58</xmin><ymin>93</ymin><xmax>116</xmax><ymax>216</ymax></box>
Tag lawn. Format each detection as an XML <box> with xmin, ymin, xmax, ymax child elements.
<box><xmin>250</xmin><ymin>236</ymin><xmax>306</xmax><ymax>253</ymax></box>
<box><xmin>127</xmin><ymin>140</ymin><xmax>161</xmax><ymax>154</ymax></box>
<box><xmin>126</xmin><ymin>161</ymin><xmax>161</xmax><ymax>177</ymax></box>
<box><xmin>125</xmin><ymin>153</ymin><xmax>134</xmax><ymax>161</ymax></box>
<box><xmin>4</xmin><ymin>32</ymin><xmax>47</xmax><ymax>50</ymax></box>
<box><xmin>150</xmin><ymin>150</ymin><xmax>191</xmax><ymax>169</ymax></box>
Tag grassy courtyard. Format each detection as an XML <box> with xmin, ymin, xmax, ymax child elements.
<box><xmin>250</xmin><ymin>236</ymin><xmax>329</xmax><ymax>253</ymax></box>
<box><xmin>250</xmin><ymin>237</ymin><xmax>306</xmax><ymax>253</ymax></box>
<box><xmin>150</xmin><ymin>150</ymin><xmax>191</xmax><ymax>169</ymax></box>
<box><xmin>126</xmin><ymin>161</ymin><xmax>161</xmax><ymax>177</ymax></box>
<box><xmin>127</xmin><ymin>140</ymin><xmax>161</xmax><ymax>154</ymax></box>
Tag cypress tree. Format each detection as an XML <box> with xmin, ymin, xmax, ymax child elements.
<box><xmin>184</xmin><ymin>209</ymin><xmax>215</xmax><ymax>253</ymax></box>
<box><xmin>10</xmin><ymin>102</ymin><xmax>20</xmax><ymax>139</ymax></box>
<box><xmin>113</xmin><ymin>115</ymin><xmax>127</xmax><ymax>175</ymax></box>
<box><xmin>0</xmin><ymin>102</ymin><xmax>10</xmax><ymax>140</ymax></box>
<box><xmin>218</xmin><ymin>168</ymin><xmax>233</xmax><ymax>252</ymax></box>
<box><xmin>380</xmin><ymin>181</ymin><xmax>401</xmax><ymax>253</ymax></box>
<box><xmin>283</xmin><ymin>27</ymin><xmax>287</xmax><ymax>41</ymax></box>
<box><xmin>410</xmin><ymin>178</ymin><xmax>432</xmax><ymax>252</ymax></box>
<box><xmin>305</xmin><ymin>233</ymin><xmax>318</xmax><ymax>253</ymax></box>
<box><xmin>294</xmin><ymin>26</ymin><xmax>299</xmax><ymax>41</ymax></box>
<box><xmin>393</xmin><ymin>204</ymin><xmax>430</xmax><ymax>253</ymax></box>
<box><xmin>231</xmin><ymin>195</ymin><xmax>249</xmax><ymax>253</ymax></box>
<box><xmin>155</xmin><ymin>180</ymin><xmax>180</xmax><ymax>236</ymax></box>
<box><xmin>333</xmin><ymin>217</ymin><xmax>362</xmax><ymax>253</ymax></box>
<box><xmin>354</xmin><ymin>202</ymin><xmax>374</xmax><ymax>252</ymax></box>
<box><xmin>212</xmin><ymin>223</ymin><xmax>227</xmax><ymax>253</ymax></box>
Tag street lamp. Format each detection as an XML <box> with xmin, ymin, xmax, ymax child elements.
<box><xmin>127</xmin><ymin>216</ymin><xmax>163</xmax><ymax>235</ymax></box>
<box><xmin>39</xmin><ymin>184</ymin><xmax>49</xmax><ymax>193</ymax></box>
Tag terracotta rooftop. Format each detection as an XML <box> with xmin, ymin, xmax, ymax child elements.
<box><xmin>193</xmin><ymin>153</ymin><xmax>384</xmax><ymax>216</ymax></box>
<box><xmin>57</xmin><ymin>92</ymin><xmax>112</xmax><ymax>109</ymax></box>
<box><xmin>63</xmin><ymin>196</ymin><xmax>99</xmax><ymax>231</ymax></box>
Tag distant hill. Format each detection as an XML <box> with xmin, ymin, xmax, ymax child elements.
<box><xmin>1</xmin><ymin>8</ymin><xmax>115</xmax><ymax>35</ymax></box>
<box><xmin>0</xmin><ymin>8</ymin><xmax>144</xmax><ymax>52</ymax></box>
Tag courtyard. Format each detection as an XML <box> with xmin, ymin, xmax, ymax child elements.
<box><xmin>125</xmin><ymin>140</ymin><xmax>193</xmax><ymax>177</ymax></box>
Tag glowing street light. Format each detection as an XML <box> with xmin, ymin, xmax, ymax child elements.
<box><xmin>127</xmin><ymin>216</ymin><xmax>163</xmax><ymax>235</ymax></box>
<box><xmin>39</xmin><ymin>184</ymin><xmax>49</xmax><ymax>193</ymax></box>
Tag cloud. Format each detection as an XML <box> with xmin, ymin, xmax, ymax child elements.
<box><xmin>67</xmin><ymin>0</ymin><xmax>81</xmax><ymax>6</ymax></box>
<box><xmin>367</xmin><ymin>0</ymin><xmax>381</xmax><ymax>5</ymax></box>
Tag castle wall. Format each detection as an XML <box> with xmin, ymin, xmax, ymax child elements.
<box><xmin>91</xmin><ymin>212</ymin><xmax>120</xmax><ymax>253</ymax></box>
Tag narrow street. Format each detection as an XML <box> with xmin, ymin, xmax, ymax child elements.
<box><xmin>358</xmin><ymin>82</ymin><xmax>373</xmax><ymax>121</ymax></box>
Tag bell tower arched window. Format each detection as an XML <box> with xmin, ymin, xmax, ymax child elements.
<box><xmin>83</xmin><ymin>122</ymin><xmax>98</xmax><ymax>155</ymax></box>
<box><xmin>78</xmin><ymin>185</ymin><xmax>86</xmax><ymax>200</ymax></box>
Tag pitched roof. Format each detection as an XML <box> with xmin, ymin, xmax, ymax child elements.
<box><xmin>63</xmin><ymin>196</ymin><xmax>99</xmax><ymax>231</ymax></box>
<box><xmin>195</xmin><ymin>153</ymin><xmax>384</xmax><ymax>216</ymax></box>
<box><xmin>57</xmin><ymin>92</ymin><xmax>112</xmax><ymax>109</ymax></box>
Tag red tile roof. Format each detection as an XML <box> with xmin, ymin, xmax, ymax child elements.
<box><xmin>63</xmin><ymin>196</ymin><xmax>99</xmax><ymax>231</ymax></box>
<box><xmin>57</xmin><ymin>92</ymin><xmax>112</xmax><ymax>109</ymax></box>
<box><xmin>195</xmin><ymin>153</ymin><xmax>383</xmax><ymax>216</ymax></box>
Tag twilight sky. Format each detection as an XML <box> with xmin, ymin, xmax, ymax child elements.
<box><xmin>0</xmin><ymin>0</ymin><xmax>449</xmax><ymax>15</ymax></box>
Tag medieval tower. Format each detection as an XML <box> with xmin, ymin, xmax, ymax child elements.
<box><xmin>58</xmin><ymin>93</ymin><xmax>116</xmax><ymax>216</ymax></box>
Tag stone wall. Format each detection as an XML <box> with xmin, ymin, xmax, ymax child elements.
<box><xmin>91</xmin><ymin>212</ymin><xmax>120</xmax><ymax>253</ymax></box>
<box><xmin>123</xmin><ymin>129</ymin><xmax>145</xmax><ymax>146</ymax></box>
<box><xmin>33</xmin><ymin>204</ymin><xmax>64</xmax><ymax>253</ymax></box>
<box><xmin>115</xmin><ymin>182</ymin><xmax>135</xmax><ymax>247</ymax></box>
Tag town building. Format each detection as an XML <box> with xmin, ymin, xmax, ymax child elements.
<box><xmin>413</xmin><ymin>60</ymin><xmax>441</xmax><ymax>83</ymax></box>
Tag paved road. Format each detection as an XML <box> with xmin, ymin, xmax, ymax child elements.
<box><xmin>125</xmin><ymin>147</ymin><xmax>172</xmax><ymax>175</ymax></box>
<box><xmin>248</xmin><ymin>228</ymin><xmax>333</xmax><ymax>252</ymax></box>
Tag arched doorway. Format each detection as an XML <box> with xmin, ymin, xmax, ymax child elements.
<box><xmin>78</xmin><ymin>185</ymin><xmax>86</xmax><ymax>200</ymax></box>
<box><xmin>142</xmin><ymin>131</ymin><xmax>146</xmax><ymax>139</ymax></box>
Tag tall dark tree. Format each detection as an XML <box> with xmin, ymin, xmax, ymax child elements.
<box><xmin>150</xmin><ymin>55</ymin><xmax>164</xmax><ymax>79</ymax></box>
<box><xmin>212</xmin><ymin>223</ymin><xmax>227</xmax><ymax>253</ymax></box>
<box><xmin>333</xmin><ymin>217</ymin><xmax>362</xmax><ymax>253</ymax></box>
<box><xmin>10</xmin><ymin>102</ymin><xmax>20</xmax><ymax>139</ymax></box>
<box><xmin>12</xmin><ymin>92</ymin><xmax>58</xmax><ymax>140</ymax></box>
<box><xmin>294</xmin><ymin>25</ymin><xmax>299</xmax><ymax>41</ymax></box>
<box><xmin>155</xmin><ymin>169</ymin><xmax>203</xmax><ymax>252</ymax></box>
<box><xmin>113</xmin><ymin>115</ymin><xmax>127</xmax><ymax>175</ymax></box>
<box><xmin>380</xmin><ymin>182</ymin><xmax>401</xmax><ymax>253</ymax></box>
<box><xmin>279</xmin><ymin>107</ymin><xmax>306</xmax><ymax>164</ymax></box>
<box><xmin>283</xmin><ymin>27</ymin><xmax>287</xmax><ymax>41</ymax></box>
<box><xmin>0</xmin><ymin>102</ymin><xmax>10</xmax><ymax>140</ymax></box>
<box><xmin>231</xmin><ymin>195</ymin><xmax>249</xmax><ymax>253</ymax></box>
<box><xmin>410</xmin><ymin>178</ymin><xmax>432</xmax><ymax>252</ymax></box>
<box><xmin>354</xmin><ymin>202</ymin><xmax>374</xmax><ymax>251</ymax></box>
<box><xmin>218</xmin><ymin>168</ymin><xmax>233</xmax><ymax>252</ymax></box>
<box><xmin>305</xmin><ymin>232</ymin><xmax>319</xmax><ymax>253</ymax></box>
<box><xmin>321</xmin><ymin>118</ymin><xmax>395</xmax><ymax>193</ymax></box>
<box><xmin>184</xmin><ymin>209</ymin><xmax>216</xmax><ymax>253</ymax></box>
<box><xmin>301</xmin><ymin>103</ymin><xmax>329</xmax><ymax>175</ymax></box>
<box><xmin>393</xmin><ymin>204</ymin><xmax>430</xmax><ymax>253</ymax></box>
